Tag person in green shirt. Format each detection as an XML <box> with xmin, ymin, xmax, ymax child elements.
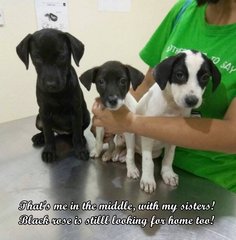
<box><xmin>92</xmin><ymin>0</ymin><xmax>236</xmax><ymax>192</ymax></box>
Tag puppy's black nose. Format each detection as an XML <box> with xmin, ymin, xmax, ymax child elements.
<box><xmin>46</xmin><ymin>81</ymin><xmax>57</xmax><ymax>90</ymax></box>
<box><xmin>185</xmin><ymin>95</ymin><xmax>199</xmax><ymax>107</ymax></box>
<box><xmin>107</xmin><ymin>95</ymin><xmax>118</xmax><ymax>106</ymax></box>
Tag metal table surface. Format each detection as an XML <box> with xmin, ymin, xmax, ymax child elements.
<box><xmin>0</xmin><ymin>116</ymin><xmax>236</xmax><ymax>240</ymax></box>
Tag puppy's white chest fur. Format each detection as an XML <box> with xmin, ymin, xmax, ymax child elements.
<box><xmin>134</xmin><ymin>84</ymin><xmax>190</xmax><ymax>158</ymax></box>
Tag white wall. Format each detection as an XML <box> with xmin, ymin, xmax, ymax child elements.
<box><xmin>0</xmin><ymin>0</ymin><xmax>176</xmax><ymax>123</ymax></box>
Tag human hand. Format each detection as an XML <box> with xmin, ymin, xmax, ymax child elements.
<box><xmin>92</xmin><ymin>98</ymin><xmax>134</xmax><ymax>134</ymax></box>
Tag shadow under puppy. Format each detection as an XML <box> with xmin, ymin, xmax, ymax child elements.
<box><xmin>80</xmin><ymin>61</ymin><xmax>144</xmax><ymax>162</ymax></box>
<box><xmin>16</xmin><ymin>28</ymin><xmax>90</xmax><ymax>162</ymax></box>
<box><xmin>127</xmin><ymin>50</ymin><xmax>221</xmax><ymax>193</ymax></box>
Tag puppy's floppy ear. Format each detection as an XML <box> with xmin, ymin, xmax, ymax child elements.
<box><xmin>65</xmin><ymin>33</ymin><xmax>85</xmax><ymax>66</ymax></box>
<box><xmin>153</xmin><ymin>55</ymin><xmax>181</xmax><ymax>90</ymax></box>
<box><xmin>125</xmin><ymin>65</ymin><xmax>144</xmax><ymax>90</ymax></box>
<box><xmin>79</xmin><ymin>67</ymin><xmax>99</xmax><ymax>91</ymax></box>
<box><xmin>16</xmin><ymin>34</ymin><xmax>32</xmax><ymax>70</ymax></box>
<box><xmin>204</xmin><ymin>56</ymin><xmax>221</xmax><ymax>92</ymax></box>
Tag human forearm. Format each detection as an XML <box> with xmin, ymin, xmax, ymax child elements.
<box><xmin>92</xmin><ymin>98</ymin><xmax>236</xmax><ymax>153</ymax></box>
<box><xmin>128</xmin><ymin>115</ymin><xmax>236</xmax><ymax>153</ymax></box>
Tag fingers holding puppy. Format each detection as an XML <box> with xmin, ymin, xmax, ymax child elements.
<box><xmin>92</xmin><ymin>98</ymin><xmax>134</xmax><ymax>134</ymax></box>
<box><xmin>90</xmin><ymin>98</ymin><xmax>114</xmax><ymax>143</ymax></box>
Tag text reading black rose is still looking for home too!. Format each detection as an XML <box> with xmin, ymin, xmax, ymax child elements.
<box><xmin>18</xmin><ymin>200</ymin><xmax>216</xmax><ymax>228</ymax></box>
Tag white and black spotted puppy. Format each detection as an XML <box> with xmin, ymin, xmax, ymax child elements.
<box><xmin>80</xmin><ymin>61</ymin><xmax>144</xmax><ymax>161</ymax></box>
<box><xmin>154</xmin><ymin>50</ymin><xmax>221</xmax><ymax>109</ymax></box>
<box><xmin>126</xmin><ymin>50</ymin><xmax>221</xmax><ymax>193</ymax></box>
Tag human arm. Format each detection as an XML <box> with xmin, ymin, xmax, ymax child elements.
<box><xmin>92</xmin><ymin>97</ymin><xmax>236</xmax><ymax>154</ymax></box>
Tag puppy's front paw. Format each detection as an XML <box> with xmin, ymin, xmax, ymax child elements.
<box><xmin>32</xmin><ymin>132</ymin><xmax>45</xmax><ymax>147</ymax></box>
<box><xmin>89</xmin><ymin>148</ymin><xmax>98</xmax><ymax>158</ymax></box>
<box><xmin>112</xmin><ymin>147</ymin><xmax>127</xmax><ymax>163</ymax></box>
<box><xmin>161</xmin><ymin>166</ymin><xmax>179</xmax><ymax>186</ymax></box>
<box><xmin>102</xmin><ymin>150</ymin><xmax>113</xmax><ymax>162</ymax></box>
<box><xmin>89</xmin><ymin>143</ymin><xmax>103</xmax><ymax>158</ymax></box>
<box><xmin>127</xmin><ymin>166</ymin><xmax>140</xmax><ymax>179</ymax></box>
<box><xmin>90</xmin><ymin>148</ymin><xmax>102</xmax><ymax>159</ymax></box>
<box><xmin>42</xmin><ymin>145</ymin><xmax>57</xmax><ymax>162</ymax></box>
<box><xmin>140</xmin><ymin>175</ymin><xmax>156</xmax><ymax>194</ymax></box>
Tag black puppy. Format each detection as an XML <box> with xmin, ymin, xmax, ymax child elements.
<box><xmin>80</xmin><ymin>61</ymin><xmax>144</xmax><ymax>162</ymax></box>
<box><xmin>16</xmin><ymin>29</ymin><xmax>90</xmax><ymax>162</ymax></box>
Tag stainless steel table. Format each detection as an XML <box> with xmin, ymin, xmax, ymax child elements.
<box><xmin>0</xmin><ymin>116</ymin><xmax>236</xmax><ymax>240</ymax></box>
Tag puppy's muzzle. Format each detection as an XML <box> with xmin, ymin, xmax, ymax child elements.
<box><xmin>46</xmin><ymin>81</ymin><xmax>58</xmax><ymax>91</ymax></box>
<box><xmin>185</xmin><ymin>95</ymin><xmax>199</xmax><ymax>108</ymax></box>
<box><xmin>105</xmin><ymin>95</ymin><xmax>124</xmax><ymax>110</ymax></box>
<box><xmin>107</xmin><ymin>95</ymin><xmax>118</xmax><ymax>107</ymax></box>
<box><xmin>40</xmin><ymin>76</ymin><xmax>65</xmax><ymax>93</ymax></box>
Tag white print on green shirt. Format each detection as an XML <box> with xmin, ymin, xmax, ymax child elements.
<box><xmin>166</xmin><ymin>44</ymin><xmax>236</xmax><ymax>74</ymax></box>
<box><xmin>220</xmin><ymin>62</ymin><xmax>236</xmax><ymax>74</ymax></box>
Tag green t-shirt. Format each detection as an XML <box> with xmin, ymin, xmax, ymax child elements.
<box><xmin>139</xmin><ymin>0</ymin><xmax>236</xmax><ymax>192</ymax></box>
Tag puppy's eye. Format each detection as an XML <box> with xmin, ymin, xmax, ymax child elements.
<box><xmin>175</xmin><ymin>71</ymin><xmax>184</xmax><ymax>80</ymax></box>
<box><xmin>98</xmin><ymin>78</ymin><xmax>105</xmax><ymax>86</ymax></box>
<box><xmin>201</xmin><ymin>73</ymin><xmax>210</xmax><ymax>83</ymax></box>
<box><xmin>119</xmin><ymin>78</ymin><xmax>126</xmax><ymax>86</ymax></box>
